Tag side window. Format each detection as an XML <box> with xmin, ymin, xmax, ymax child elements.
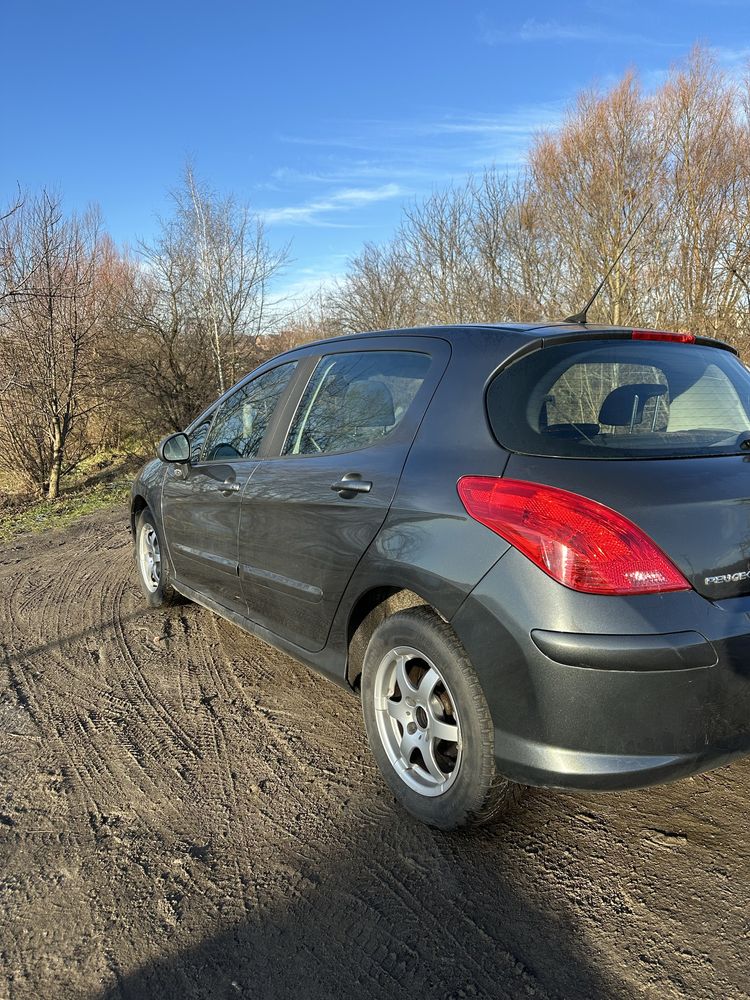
<box><xmin>284</xmin><ymin>351</ymin><xmax>430</xmax><ymax>456</ymax></box>
<box><xmin>202</xmin><ymin>362</ymin><xmax>297</xmax><ymax>462</ymax></box>
<box><xmin>188</xmin><ymin>420</ymin><xmax>212</xmax><ymax>463</ymax></box>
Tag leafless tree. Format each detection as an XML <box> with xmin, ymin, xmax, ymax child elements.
<box><xmin>171</xmin><ymin>165</ymin><xmax>289</xmax><ymax>392</ymax></box>
<box><xmin>331</xmin><ymin>242</ymin><xmax>419</xmax><ymax>332</ymax></box>
<box><xmin>0</xmin><ymin>193</ymin><xmax>108</xmax><ymax>497</ymax></box>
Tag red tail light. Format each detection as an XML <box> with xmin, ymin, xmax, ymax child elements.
<box><xmin>631</xmin><ymin>330</ymin><xmax>695</xmax><ymax>343</ymax></box>
<box><xmin>457</xmin><ymin>477</ymin><xmax>690</xmax><ymax>595</ymax></box>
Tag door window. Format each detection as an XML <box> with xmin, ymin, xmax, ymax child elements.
<box><xmin>284</xmin><ymin>351</ymin><xmax>430</xmax><ymax>456</ymax></box>
<box><xmin>202</xmin><ymin>362</ymin><xmax>297</xmax><ymax>462</ymax></box>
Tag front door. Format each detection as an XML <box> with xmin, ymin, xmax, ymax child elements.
<box><xmin>238</xmin><ymin>345</ymin><xmax>447</xmax><ymax>651</ymax></box>
<box><xmin>161</xmin><ymin>360</ymin><xmax>298</xmax><ymax>614</ymax></box>
<box><xmin>162</xmin><ymin>457</ymin><xmax>257</xmax><ymax>613</ymax></box>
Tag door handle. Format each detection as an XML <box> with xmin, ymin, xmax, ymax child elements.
<box><xmin>218</xmin><ymin>480</ymin><xmax>241</xmax><ymax>495</ymax></box>
<box><xmin>331</xmin><ymin>476</ymin><xmax>372</xmax><ymax>496</ymax></box>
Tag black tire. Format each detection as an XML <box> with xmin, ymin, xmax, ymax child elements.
<box><xmin>134</xmin><ymin>507</ymin><xmax>176</xmax><ymax>608</ymax></box>
<box><xmin>361</xmin><ymin>606</ymin><xmax>523</xmax><ymax>830</ymax></box>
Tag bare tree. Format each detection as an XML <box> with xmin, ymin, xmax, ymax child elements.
<box><xmin>0</xmin><ymin>193</ymin><xmax>108</xmax><ymax>497</ymax></box>
<box><xmin>172</xmin><ymin>165</ymin><xmax>289</xmax><ymax>392</ymax></box>
<box><xmin>331</xmin><ymin>242</ymin><xmax>419</xmax><ymax>332</ymax></box>
<box><xmin>529</xmin><ymin>72</ymin><xmax>672</xmax><ymax>326</ymax></box>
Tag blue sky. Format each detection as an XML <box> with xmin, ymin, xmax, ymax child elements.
<box><xmin>3</xmin><ymin>1</ymin><xmax>750</xmax><ymax>302</ymax></box>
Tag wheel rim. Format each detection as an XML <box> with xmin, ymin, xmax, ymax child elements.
<box><xmin>372</xmin><ymin>645</ymin><xmax>462</xmax><ymax>797</ymax></box>
<box><xmin>138</xmin><ymin>523</ymin><xmax>161</xmax><ymax>593</ymax></box>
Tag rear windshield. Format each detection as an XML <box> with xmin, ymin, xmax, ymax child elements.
<box><xmin>488</xmin><ymin>339</ymin><xmax>750</xmax><ymax>459</ymax></box>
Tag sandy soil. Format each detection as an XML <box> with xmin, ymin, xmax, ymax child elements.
<box><xmin>1</xmin><ymin>506</ymin><xmax>749</xmax><ymax>1000</ymax></box>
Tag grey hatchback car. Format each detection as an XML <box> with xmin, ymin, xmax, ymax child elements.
<box><xmin>132</xmin><ymin>323</ymin><xmax>750</xmax><ymax>829</ymax></box>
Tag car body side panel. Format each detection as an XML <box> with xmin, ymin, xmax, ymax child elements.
<box><xmin>238</xmin><ymin>337</ymin><xmax>453</xmax><ymax>652</ymax></box>
<box><xmin>239</xmin><ymin>444</ymin><xmax>407</xmax><ymax>650</ymax></box>
<box><xmin>130</xmin><ymin>459</ymin><xmax>168</xmax><ymax>544</ymax></box>
<box><xmin>170</xmin><ymin>576</ymin><xmax>350</xmax><ymax>687</ymax></box>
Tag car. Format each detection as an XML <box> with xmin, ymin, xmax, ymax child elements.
<box><xmin>131</xmin><ymin>323</ymin><xmax>750</xmax><ymax>829</ymax></box>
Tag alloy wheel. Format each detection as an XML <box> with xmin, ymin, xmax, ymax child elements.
<box><xmin>138</xmin><ymin>524</ymin><xmax>161</xmax><ymax>593</ymax></box>
<box><xmin>372</xmin><ymin>645</ymin><xmax>462</xmax><ymax>797</ymax></box>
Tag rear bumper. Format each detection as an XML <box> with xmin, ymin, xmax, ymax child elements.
<box><xmin>451</xmin><ymin>549</ymin><xmax>750</xmax><ymax>791</ymax></box>
<box><xmin>490</xmin><ymin>731</ymin><xmax>750</xmax><ymax>791</ymax></box>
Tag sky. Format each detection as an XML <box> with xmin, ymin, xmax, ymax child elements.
<box><xmin>3</xmin><ymin>0</ymin><xmax>750</xmax><ymax>304</ymax></box>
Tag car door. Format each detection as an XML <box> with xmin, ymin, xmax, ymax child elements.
<box><xmin>237</xmin><ymin>339</ymin><xmax>450</xmax><ymax>652</ymax></box>
<box><xmin>161</xmin><ymin>361</ymin><xmax>298</xmax><ymax>613</ymax></box>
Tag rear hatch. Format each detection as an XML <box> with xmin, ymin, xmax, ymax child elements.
<box><xmin>487</xmin><ymin>332</ymin><xmax>750</xmax><ymax>600</ymax></box>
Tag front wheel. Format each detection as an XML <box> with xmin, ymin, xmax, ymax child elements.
<box><xmin>361</xmin><ymin>606</ymin><xmax>523</xmax><ymax>830</ymax></box>
<box><xmin>134</xmin><ymin>507</ymin><xmax>176</xmax><ymax>608</ymax></box>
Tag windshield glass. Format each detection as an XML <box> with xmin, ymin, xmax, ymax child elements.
<box><xmin>488</xmin><ymin>339</ymin><xmax>750</xmax><ymax>459</ymax></box>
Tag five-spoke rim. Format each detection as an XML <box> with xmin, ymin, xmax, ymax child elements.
<box><xmin>373</xmin><ymin>645</ymin><xmax>462</xmax><ymax>797</ymax></box>
<box><xmin>138</xmin><ymin>524</ymin><xmax>161</xmax><ymax>593</ymax></box>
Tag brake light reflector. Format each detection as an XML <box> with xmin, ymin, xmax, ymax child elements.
<box><xmin>631</xmin><ymin>330</ymin><xmax>695</xmax><ymax>343</ymax></box>
<box><xmin>457</xmin><ymin>477</ymin><xmax>691</xmax><ymax>595</ymax></box>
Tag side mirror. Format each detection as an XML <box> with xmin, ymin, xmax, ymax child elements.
<box><xmin>157</xmin><ymin>432</ymin><xmax>191</xmax><ymax>464</ymax></box>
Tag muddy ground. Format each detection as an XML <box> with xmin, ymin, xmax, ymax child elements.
<box><xmin>1</xmin><ymin>506</ymin><xmax>749</xmax><ymax>1000</ymax></box>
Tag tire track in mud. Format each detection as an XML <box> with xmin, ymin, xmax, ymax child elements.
<box><xmin>1</xmin><ymin>507</ymin><xmax>750</xmax><ymax>1000</ymax></box>
<box><xmin>109</xmin><ymin>576</ymin><xmax>201</xmax><ymax>759</ymax></box>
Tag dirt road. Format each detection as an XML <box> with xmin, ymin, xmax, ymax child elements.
<box><xmin>1</xmin><ymin>506</ymin><xmax>749</xmax><ymax>1000</ymax></box>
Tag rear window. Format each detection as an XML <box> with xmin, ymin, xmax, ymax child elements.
<box><xmin>488</xmin><ymin>339</ymin><xmax>750</xmax><ymax>459</ymax></box>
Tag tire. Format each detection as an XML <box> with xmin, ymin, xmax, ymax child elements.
<box><xmin>134</xmin><ymin>507</ymin><xmax>176</xmax><ymax>608</ymax></box>
<box><xmin>361</xmin><ymin>606</ymin><xmax>523</xmax><ymax>830</ymax></box>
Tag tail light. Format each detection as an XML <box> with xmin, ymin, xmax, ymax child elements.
<box><xmin>457</xmin><ymin>477</ymin><xmax>690</xmax><ymax>595</ymax></box>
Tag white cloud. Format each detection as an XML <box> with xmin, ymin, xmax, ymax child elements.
<box><xmin>270</xmin><ymin>104</ymin><xmax>564</xmax><ymax>193</ymax></box>
<box><xmin>262</xmin><ymin>183</ymin><xmax>406</xmax><ymax>227</ymax></box>
<box><xmin>479</xmin><ymin>15</ymin><xmax>685</xmax><ymax>48</ymax></box>
<box><xmin>711</xmin><ymin>44</ymin><xmax>750</xmax><ymax>66</ymax></box>
<box><xmin>274</xmin><ymin>262</ymin><xmax>345</xmax><ymax>304</ymax></box>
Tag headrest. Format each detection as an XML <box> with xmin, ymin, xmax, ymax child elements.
<box><xmin>599</xmin><ymin>383</ymin><xmax>667</xmax><ymax>426</ymax></box>
<box><xmin>342</xmin><ymin>379</ymin><xmax>395</xmax><ymax>428</ymax></box>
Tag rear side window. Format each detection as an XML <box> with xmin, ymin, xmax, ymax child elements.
<box><xmin>488</xmin><ymin>340</ymin><xmax>750</xmax><ymax>459</ymax></box>
<box><xmin>284</xmin><ymin>350</ymin><xmax>430</xmax><ymax>456</ymax></box>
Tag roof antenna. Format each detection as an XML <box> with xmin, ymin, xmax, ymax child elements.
<box><xmin>564</xmin><ymin>203</ymin><xmax>654</xmax><ymax>325</ymax></box>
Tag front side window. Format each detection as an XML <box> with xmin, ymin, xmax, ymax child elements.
<box><xmin>202</xmin><ymin>362</ymin><xmax>297</xmax><ymax>462</ymax></box>
<box><xmin>488</xmin><ymin>340</ymin><xmax>750</xmax><ymax>459</ymax></box>
<box><xmin>284</xmin><ymin>351</ymin><xmax>430</xmax><ymax>456</ymax></box>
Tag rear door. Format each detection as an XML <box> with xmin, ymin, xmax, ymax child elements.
<box><xmin>161</xmin><ymin>361</ymin><xmax>298</xmax><ymax>613</ymax></box>
<box><xmin>238</xmin><ymin>338</ymin><xmax>450</xmax><ymax>651</ymax></box>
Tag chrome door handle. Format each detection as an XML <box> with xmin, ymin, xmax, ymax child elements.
<box><xmin>331</xmin><ymin>477</ymin><xmax>372</xmax><ymax>496</ymax></box>
<box><xmin>218</xmin><ymin>480</ymin><xmax>241</xmax><ymax>495</ymax></box>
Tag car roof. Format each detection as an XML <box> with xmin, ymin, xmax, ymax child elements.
<box><xmin>289</xmin><ymin>322</ymin><xmax>641</xmax><ymax>353</ymax></box>
<box><xmin>287</xmin><ymin>322</ymin><xmax>733</xmax><ymax>355</ymax></box>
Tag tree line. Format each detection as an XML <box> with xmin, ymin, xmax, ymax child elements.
<box><xmin>2</xmin><ymin>48</ymin><xmax>749</xmax><ymax>499</ymax></box>
<box><xmin>0</xmin><ymin>169</ymin><xmax>292</xmax><ymax>497</ymax></box>
<box><xmin>332</xmin><ymin>50</ymin><xmax>750</xmax><ymax>347</ymax></box>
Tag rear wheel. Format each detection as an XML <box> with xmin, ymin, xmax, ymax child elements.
<box><xmin>361</xmin><ymin>606</ymin><xmax>523</xmax><ymax>829</ymax></box>
<box><xmin>134</xmin><ymin>507</ymin><xmax>175</xmax><ymax>608</ymax></box>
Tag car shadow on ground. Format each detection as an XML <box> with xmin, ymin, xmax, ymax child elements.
<box><xmin>96</xmin><ymin>793</ymin><xmax>629</xmax><ymax>1000</ymax></box>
